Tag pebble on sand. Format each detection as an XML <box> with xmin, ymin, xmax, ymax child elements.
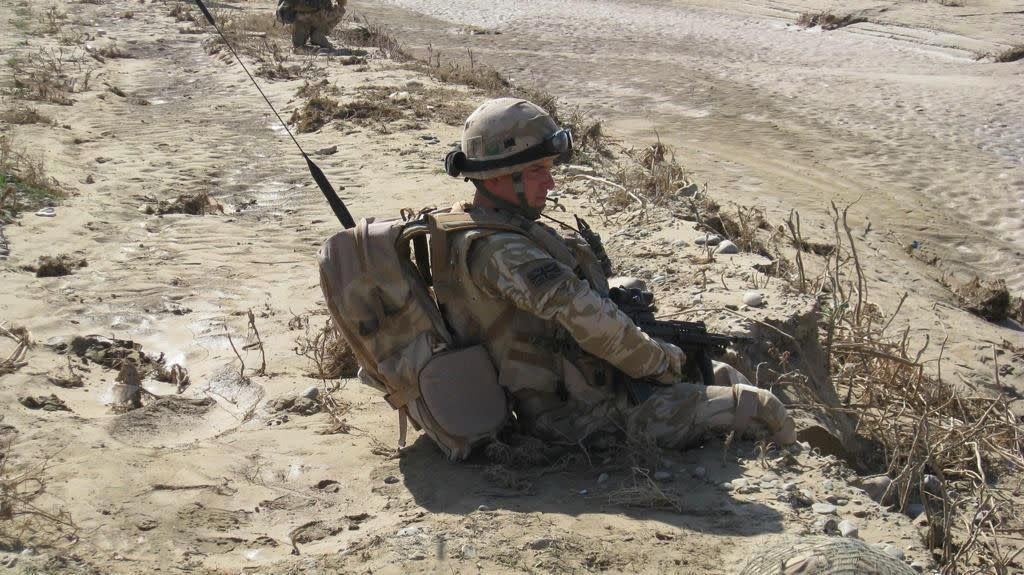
<box><xmin>715</xmin><ymin>240</ymin><xmax>739</xmax><ymax>254</ymax></box>
<box><xmin>743</xmin><ymin>291</ymin><xmax>764</xmax><ymax>307</ymax></box>
<box><xmin>812</xmin><ymin>502</ymin><xmax>838</xmax><ymax>515</ymax></box>
<box><xmin>838</xmin><ymin>519</ymin><xmax>859</xmax><ymax>538</ymax></box>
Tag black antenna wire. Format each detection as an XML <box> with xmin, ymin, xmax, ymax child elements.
<box><xmin>192</xmin><ymin>0</ymin><xmax>356</xmax><ymax>229</ymax></box>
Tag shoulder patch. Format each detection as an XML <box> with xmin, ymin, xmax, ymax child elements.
<box><xmin>523</xmin><ymin>260</ymin><xmax>564</xmax><ymax>289</ymax></box>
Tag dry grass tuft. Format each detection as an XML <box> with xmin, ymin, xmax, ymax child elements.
<box><xmin>294</xmin><ymin>318</ymin><xmax>359</xmax><ymax>380</ymax></box>
<box><xmin>337</xmin><ymin>17</ymin><xmax>412</xmax><ymax>61</ymax></box>
<box><xmin>0</xmin><ymin>105</ymin><xmax>52</xmax><ymax>125</ymax></box>
<box><xmin>607</xmin><ymin>467</ymin><xmax>687</xmax><ymax>512</ymax></box>
<box><xmin>0</xmin><ymin>437</ymin><xmax>76</xmax><ymax>550</ymax></box>
<box><xmin>7</xmin><ymin>47</ymin><xmax>95</xmax><ymax>105</ymax></box>
<box><xmin>1</xmin><ymin>135</ymin><xmax>64</xmax><ymax>221</ymax></box>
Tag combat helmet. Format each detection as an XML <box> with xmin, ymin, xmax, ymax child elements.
<box><xmin>445</xmin><ymin>98</ymin><xmax>572</xmax><ymax>218</ymax></box>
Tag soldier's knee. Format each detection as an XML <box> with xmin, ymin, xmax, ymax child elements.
<box><xmin>733</xmin><ymin>384</ymin><xmax>796</xmax><ymax>445</ymax></box>
<box><xmin>712</xmin><ymin>360</ymin><xmax>751</xmax><ymax>386</ymax></box>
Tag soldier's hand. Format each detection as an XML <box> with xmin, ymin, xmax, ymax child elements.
<box><xmin>651</xmin><ymin>340</ymin><xmax>686</xmax><ymax>384</ymax></box>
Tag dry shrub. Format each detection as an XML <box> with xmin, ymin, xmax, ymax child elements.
<box><xmin>955</xmin><ymin>277</ymin><xmax>1014</xmax><ymax>323</ymax></box>
<box><xmin>806</xmin><ymin>204</ymin><xmax>1024</xmax><ymax>572</ymax></box>
<box><xmin>29</xmin><ymin>254</ymin><xmax>88</xmax><ymax>277</ymax></box>
<box><xmin>0</xmin><ymin>324</ymin><xmax>32</xmax><ymax>376</ymax></box>
<box><xmin>993</xmin><ymin>45</ymin><xmax>1024</xmax><ymax>63</ymax></box>
<box><xmin>797</xmin><ymin>11</ymin><xmax>867</xmax><ymax>30</ymax></box>
<box><xmin>7</xmin><ymin>47</ymin><xmax>95</xmax><ymax>105</ymax></box>
<box><xmin>560</xmin><ymin>105</ymin><xmax>610</xmax><ymax>164</ymax></box>
<box><xmin>0</xmin><ymin>105</ymin><xmax>51</xmax><ymax>125</ymax></box>
<box><xmin>0</xmin><ymin>437</ymin><xmax>76</xmax><ymax>550</ymax></box>
<box><xmin>294</xmin><ymin>318</ymin><xmax>358</xmax><ymax>380</ymax></box>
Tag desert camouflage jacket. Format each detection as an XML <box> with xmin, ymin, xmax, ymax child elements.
<box><xmin>433</xmin><ymin>204</ymin><xmax>677</xmax><ymax>441</ymax></box>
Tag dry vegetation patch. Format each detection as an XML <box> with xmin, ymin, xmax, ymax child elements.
<box><xmin>143</xmin><ymin>191</ymin><xmax>224</xmax><ymax>215</ymax></box>
<box><xmin>993</xmin><ymin>45</ymin><xmax>1024</xmax><ymax>63</ymax></box>
<box><xmin>0</xmin><ymin>437</ymin><xmax>76</xmax><ymax>551</ymax></box>
<box><xmin>1</xmin><ymin>135</ymin><xmax>64</xmax><ymax>222</ymax></box>
<box><xmin>797</xmin><ymin>11</ymin><xmax>868</xmax><ymax>30</ymax></box>
<box><xmin>0</xmin><ymin>105</ymin><xmax>52</xmax><ymax>125</ymax></box>
<box><xmin>6</xmin><ymin>47</ymin><xmax>96</xmax><ymax>105</ymax></box>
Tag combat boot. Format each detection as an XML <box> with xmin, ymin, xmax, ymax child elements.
<box><xmin>310</xmin><ymin>28</ymin><xmax>334</xmax><ymax>49</ymax></box>
<box><xmin>291</xmin><ymin>23</ymin><xmax>311</xmax><ymax>48</ymax></box>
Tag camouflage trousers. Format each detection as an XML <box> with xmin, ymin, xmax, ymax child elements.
<box><xmin>534</xmin><ymin>362</ymin><xmax>795</xmax><ymax>449</ymax></box>
<box><xmin>291</xmin><ymin>6</ymin><xmax>343</xmax><ymax>48</ymax></box>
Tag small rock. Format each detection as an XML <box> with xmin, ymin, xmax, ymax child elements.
<box><xmin>409</xmin><ymin>553</ymin><xmax>426</xmax><ymax>560</ymax></box>
<box><xmin>695</xmin><ymin>234</ymin><xmax>722</xmax><ymax>246</ymax></box>
<box><xmin>578</xmin><ymin>489</ymin><xmax>589</xmax><ymax>496</ymax></box>
<box><xmin>528</xmin><ymin>537</ymin><xmax>555</xmax><ymax>550</ymax></box>
<box><xmin>315</xmin><ymin>145</ymin><xmax>338</xmax><ymax>156</ymax></box>
<box><xmin>859</xmin><ymin>475</ymin><xmax>894</xmax><ymax>505</ymax></box>
<box><xmin>905</xmin><ymin>503</ymin><xmax>925</xmax><ymax>519</ymax></box>
<box><xmin>838</xmin><ymin>520</ymin><xmax>859</xmax><ymax>538</ymax></box>
<box><xmin>461</xmin><ymin>544</ymin><xmax>477</xmax><ymax>558</ymax></box>
<box><xmin>910</xmin><ymin>560</ymin><xmax>928</xmax><ymax>572</ymax></box>
<box><xmin>715</xmin><ymin>240</ymin><xmax>739</xmax><ymax>254</ymax></box>
<box><xmin>19</xmin><ymin>548</ymin><xmax>34</xmax><ymax>556</ymax></box>
<box><xmin>691</xmin><ymin>466</ymin><xmax>706</xmax><ymax>479</ymax></box>
<box><xmin>476</xmin><ymin>504</ymin><xmax>490</xmax><ymax>512</ymax></box>
<box><xmin>835</xmin><ymin>498</ymin><xmax>849</xmax><ymax>506</ymax></box>
<box><xmin>387</xmin><ymin>91</ymin><xmax>411</xmax><ymax>101</ymax></box>
<box><xmin>396</xmin><ymin>527</ymin><xmax>420</xmax><ymax>537</ymax></box>
<box><xmin>672</xmin><ymin>239</ymin><xmax>688</xmax><ymax>248</ymax></box>
<box><xmin>721</xmin><ymin>482</ymin><xmax>734</xmax><ymax>491</ymax></box>
<box><xmin>882</xmin><ymin>545</ymin><xmax>905</xmax><ymax>561</ymax></box>
<box><xmin>653</xmin><ymin>470</ymin><xmax>674</xmax><ymax>482</ymax></box>
<box><xmin>300</xmin><ymin>386</ymin><xmax>320</xmax><ymax>400</ymax></box>
<box><xmin>852</xmin><ymin>509</ymin><xmax>868</xmax><ymax>518</ymax></box>
<box><xmin>922</xmin><ymin>474</ymin><xmax>942</xmax><ymax>496</ymax></box>
<box><xmin>817</xmin><ymin>517</ymin><xmax>839</xmax><ymax>535</ymax></box>
<box><xmin>822</xmin><ymin>480</ymin><xmax>835</xmax><ymax>491</ymax></box>
<box><xmin>85</xmin><ymin>174</ymin><xmax>95</xmax><ymax>184</ymax></box>
<box><xmin>405</xmin><ymin>79</ymin><xmax>423</xmax><ymax>89</ymax></box>
<box><xmin>812</xmin><ymin>503</ymin><xmax>838</xmax><ymax>515</ymax></box>
<box><xmin>597</xmin><ymin>472</ymin><xmax>609</xmax><ymax>484</ymax></box>
<box><xmin>383</xmin><ymin>475</ymin><xmax>400</xmax><ymax>485</ymax></box>
<box><xmin>742</xmin><ymin>291</ymin><xmax>764</xmax><ymax>307</ymax></box>
<box><xmin>136</xmin><ymin>518</ymin><xmax>158</xmax><ymax>531</ymax></box>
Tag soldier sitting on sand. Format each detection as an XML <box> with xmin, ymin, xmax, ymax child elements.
<box><xmin>438</xmin><ymin>98</ymin><xmax>797</xmax><ymax>450</ymax></box>
<box><xmin>276</xmin><ymin>0</ymin><xmax>346</xmax><ymax>50</ymax></box>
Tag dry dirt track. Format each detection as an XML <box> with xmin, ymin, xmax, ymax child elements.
<box><xmin>353</xmin><ymin>0</ymin><xmax>1024</xmax><ymax>294</ymax></box>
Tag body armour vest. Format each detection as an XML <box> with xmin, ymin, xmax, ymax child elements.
<box><xmin>427</xmin><ymin>205</ymin><xmax>625</xmax><ymax>440</ymax></box>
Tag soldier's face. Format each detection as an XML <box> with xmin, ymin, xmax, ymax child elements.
<box><xmin>519</xmin><ymin>159</ymin><xmax>555</xmax><ymax>208</ymax></box>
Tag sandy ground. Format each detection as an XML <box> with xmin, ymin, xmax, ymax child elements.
<box><xmin>0</xmin><ymin>0</ymin><xmax>1021</xmax><ymax>573</ymax></box>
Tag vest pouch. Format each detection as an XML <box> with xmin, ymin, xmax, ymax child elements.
<box><xmin>417</xmin><ymin>345</ymin><xmax>507</xmax><ymax>440</ymax></box>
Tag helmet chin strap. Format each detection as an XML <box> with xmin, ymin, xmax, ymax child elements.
<box><xmin>472</xmin><ymin>175</ymin><xmax>543</xmax><ymax>220</ymax></box>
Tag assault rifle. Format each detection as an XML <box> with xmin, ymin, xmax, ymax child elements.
<box><xmin>609</xmin><ymin>286</ymin><xmax>753</xmax><ymax>404</ymax></box>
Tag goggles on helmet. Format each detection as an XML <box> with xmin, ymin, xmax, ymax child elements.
<box><xmin>445</xmin><ymin>129</ymin><xmax>573</xmax><ymax>178</ymax></box>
